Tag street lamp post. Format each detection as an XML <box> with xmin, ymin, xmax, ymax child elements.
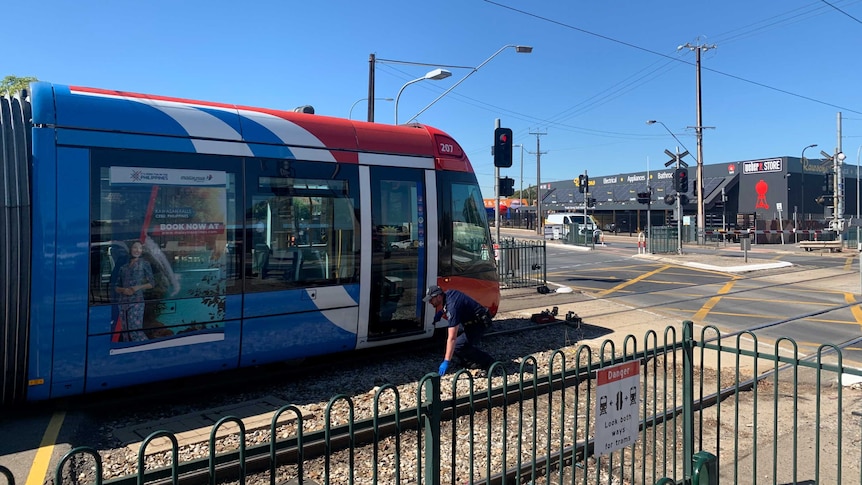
<box><xmin>403</xmin><ymin>44</ymin><xmax>532</xmax><ymax>123</ymax></box>
<box><xmin>394</xmin><ymin>69</ymin><xmax>451</xmax><ymax>125</ymax></box>
<box><xmin>370</xmin><ymin>44</ymin><xmax>531</xmax><ymax>124</ymax></box>
<box><xmin>800</xmin><ymin>143</ymin><xmax>817</xmax><ymax>239</ymax></box>
<box><xmin>513</xmin><ymin>143</ymin><xmax>525</xmax><ymax>198</ymax></box>
<box><xmin>349</xmin><ymin>97</ymin><xmax>393</xmax><ymax>120</ymax></box>
<box><xmin>646</xmin><ymin>120</ymin><xmax>693</xmax><ymax>155</ymax></box>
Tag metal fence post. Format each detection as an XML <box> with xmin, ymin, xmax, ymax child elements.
<box><xmin>542</xmin><ymin>240</ymin><xmax>547</xmax><ymax>285</ymax></box>
<box><xmin>682</xmin><ymin>320</ymin><xmax>695</xmax><ymax>480</ymax></box>
<box><xmin>422</xmin><ymin>373</ymin><xmax>442</xmax><ymax>485</ymax></box>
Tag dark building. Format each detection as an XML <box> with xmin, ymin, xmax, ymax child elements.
<box><xmin>537</xmin><ymin>156</ymin><xmax>859</xmax><ymax>236</ymax></box>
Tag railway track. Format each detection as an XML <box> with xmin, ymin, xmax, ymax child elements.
<box><xmin>48</xmin><ymin>262</ymin><xmax>862</xmax><ymax>484</ymax></box>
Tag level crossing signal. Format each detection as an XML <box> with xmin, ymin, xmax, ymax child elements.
<box><xmin>673</xmin><ymin>168</ymin><xmax>689</xmax><ymax>192</ymax></box>
<box><xmin>499</xmin><ymin>176</ymin><xmax>515</xmax><ymax>197</ymax></box>
<box><xmin>493</xmin><ymin>127</ymin><xmax>513</xmax><ymax>167</ymax></box>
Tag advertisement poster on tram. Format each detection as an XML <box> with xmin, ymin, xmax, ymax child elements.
<box><xmin>105</xmin><ymin>167</ymin><xmax>227</xmax><ymax>349</ymax></box>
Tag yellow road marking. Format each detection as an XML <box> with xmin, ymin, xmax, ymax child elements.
<box><xmin>692</xmin><ymin>279</ymin><xmax>737</xmax><ymax>322</ymax></box>
<box><xmin>716</xmin><ymin>295</ymin><xmax>836</xmax><ymax>306</ymax></box>
<box><xmin>26</xmin><ymin>411</ymin><xmax>66</xmax><ymax>485</ymax></box>
<box><xmin>844</xmin><ymin>293</ymin><xmax>862</xmax><ymax>329</ymax></box>
<box><xmin>597</xmin><ymin>265</ymin><xmax>670</xmax><ymax>297</ymax></box>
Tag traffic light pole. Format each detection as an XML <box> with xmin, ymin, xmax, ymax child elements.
<box><xmin>675</xmin><ymin>150</ymin><xmax>684</xmax><ymax>254</ymax></box>
<box><xmin>583</xmin><ymin>170</ymin><xmax>589</xmax><ymax>244</ymax></box>
<box><xmin>494</xmin><ymin>118</ymin><xmax>501</xmax><ymax>243</ymax></box>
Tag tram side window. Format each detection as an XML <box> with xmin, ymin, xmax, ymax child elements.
<box><xmin>247</xmin><ymin>176</ymin><xmax>358</xmax><ymax>291</ymax></box>
<box><xmin>449</xmin><ymin>183</ymin><xmax>496</xmax><ymax>275</ymax></box>
<box><xmin>89</xmin><ymin>150</ymin><xmax>240</xmax><ymax>343</ymax></box>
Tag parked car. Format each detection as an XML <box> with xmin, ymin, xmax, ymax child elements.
<box><xmin>390</xmin><ymin>239</ymin><xmax>415</xmax><ymax>249</ymax></box>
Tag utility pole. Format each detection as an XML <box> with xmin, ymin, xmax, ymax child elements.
<box><xmin>367</xmin><ymin>54</ymin><xmax>376</xmax><ymax>122</ymax></box>
<box><xmin>836</xmin><ymin>112</ymin><xmax>844</xmax><ymax>231</ymax></box>
<box><xmin>680</xmin><ymin>41</ymin><xmax>716</xmax><ymax>244</ymax></box>
<box><xmin>529</xmin><ymin>129</ymin><xmax>548</xmax><ymax>235</ymax></box>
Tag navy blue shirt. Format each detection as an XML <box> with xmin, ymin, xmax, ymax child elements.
<box><xmin>438</xmin><ymin>289</ymin><xmax>486</xmax><ymax>329</ymax></box>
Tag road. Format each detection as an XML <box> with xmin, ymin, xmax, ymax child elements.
<box><xmin>501</xmin><ymin>227</ymin><xmax>862</xmax><ymax>364</ymax></box>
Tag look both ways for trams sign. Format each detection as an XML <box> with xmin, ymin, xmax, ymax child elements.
<box><xmin>594</xmin><ymin>360</ymin><xmax>640</xmax><ymax>456</ymax></box>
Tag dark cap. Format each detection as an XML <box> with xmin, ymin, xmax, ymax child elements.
<box><xmin>423</xmin><ymin>285</ymin><xmax>444</xmax><ymax>303</ymax></box>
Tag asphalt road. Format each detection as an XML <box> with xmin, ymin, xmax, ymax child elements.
<box><xmin>500</xmin><ymin>227</ymin><xmax>862</xmax><ymax>364</ymax></box>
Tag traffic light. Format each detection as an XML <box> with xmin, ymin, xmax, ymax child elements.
<box><xmin>493</xmin><ymin>127</ymin><xmax>513</xmax><ymax>167</ymax></box>
<box><xmin>637</xmin><ymin>191</ymin><xmax>651</xmax><ymax>204</ymax></box>
<box><xmin>499</xmin><ymin>176</ymin><xmax>515</xmax><ymax>197</ymax></box>
<box><xmin>674</xmin><ymin>168</ymin><xmax>689</xmax><ymax>193</ymax></box>
<box><xmin>824</xmin><ymin>172</ymin><xmax>834</xmax><ymax>193</ymax></box>
<box><xmin>578</xmin><ymin>174</ymin><xmax>589</xmax><ymax>193</ymax></box>
<box><xmin>692</xmin><ymin>179</ymin><xmax>697</xmax><ymax>197</ymax></box>
<box><xmin>587</xmin><ymin>197</ymin><xmax>596</xmax><ymax>208</ymax></box>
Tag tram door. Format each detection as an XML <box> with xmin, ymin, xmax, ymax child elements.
<box><xmin>367</xmin><ymin>167</ymin><xmax>428</xmax><ymax>339</ymax></box>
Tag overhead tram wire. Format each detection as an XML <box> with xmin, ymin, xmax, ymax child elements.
<box><xmin>377</xmin><ymin>3</ymin><xmax>860</xmax><ymax>140</ymax></box>
<box><xmin>482</xmin><ymin>0</ymin><xmax>862</xmax><ymax>116</ymax></box>
<box><xmin>819</xmin><ymin>0</ymin><xmax>862</xmax><ymax>25</ymax></box>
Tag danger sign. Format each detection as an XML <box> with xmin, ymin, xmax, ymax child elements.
<box><xmin>594</xmin><ymin>360</ymin><xmax>640</xmax><ymax>456</ymax></box>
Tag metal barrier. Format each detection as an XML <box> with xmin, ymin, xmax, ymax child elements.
<box><xmin>34</xmin><ymin>320</ymin><xmax>862</xmax><ymax>484</ymax></box>
<box><xmin>495</xmin><ymin>238</ymin><xmax>546</xmax><ymax>289</ymax></box>
<box><xmin>650</xmin><ymin>226</ymin><xmax>679</xmax><ymax>254</ymax></box>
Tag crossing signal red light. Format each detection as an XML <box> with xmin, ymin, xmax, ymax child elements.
<box><xmin>674</xmin><ymin>168</ymin><xmax>689</xmax><ymax>192</ymax></box>
<box><xmin>493</xmin><ymin>127</ymin><xmax>513</xmax><ymax>167</ymax></box>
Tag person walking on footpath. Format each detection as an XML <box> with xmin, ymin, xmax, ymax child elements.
<box><xmin>423</xmin><ymin>285</ymin><xmax>494</xmax><ymax>375</ymax></box>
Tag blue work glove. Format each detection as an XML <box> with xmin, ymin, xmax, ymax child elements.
<box><xmin>438</xmin><ymin>360</ymin><xmax>450</xmax><ymax>376</ymax></box>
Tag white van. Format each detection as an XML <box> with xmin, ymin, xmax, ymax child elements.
<box><xmin>545</xmin><ymin>213</ymin><xmax>600</xmax><ymax>240</ymax></box>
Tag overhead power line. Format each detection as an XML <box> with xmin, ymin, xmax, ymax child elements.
<box><xmin>482</xmin><ymin>0</ymin><xmax>862</xmax><ymax>116</ymax></box>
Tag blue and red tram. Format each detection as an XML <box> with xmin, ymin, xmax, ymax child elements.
<box><xmin>0</xmin><ymin>83</ymin><xmax>499</xmax><ymax>405</ymax></box>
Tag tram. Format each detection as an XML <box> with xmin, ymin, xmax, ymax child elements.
<box><xmin>0</xmin><ymin>83</ymin><xmax>499</xmax><ymax>405</ymax></box>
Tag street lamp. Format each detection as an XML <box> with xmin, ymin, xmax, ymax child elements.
<box><xmin>513</xmin><ymin>143</ymin><xmax>526</xmax><ymax>201</ymax></box>
<box><xmin>646</xmin><ymin>120</ymin><xmax>693</xmax><ymax>155</ymax></box>
<box><xmin>800</xmin><ymin>143</ymin><xmax>817</xmax><ymax>233</ymax></box>
<box><xmin>403</xmin><ymin>44</ymin><xmax>532</xmax><ymax>123</ymax></box>
<box><xmin>349</xmin><ymin>97</ymin><xmax>392</xmax><ymax>120</ymax></box>
<box><xmin>394</xmin><ymin>69</ymin><xmax>451</xmax><ymax>125</ymax></box>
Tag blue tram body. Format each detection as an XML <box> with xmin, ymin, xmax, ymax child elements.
<box><xmin>0</xmin><ymin>83</ymin><xmax>500</xmax><ymax>405</ymax></box>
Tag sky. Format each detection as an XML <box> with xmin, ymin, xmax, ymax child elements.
<box><xmin>6</xmin><ymin>0</ymin><xmax>862</xmax><ymax>199</ymax></box>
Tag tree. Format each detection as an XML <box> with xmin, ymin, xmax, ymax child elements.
<box><xmin>1</xmin><ymin>75</ymin><xmax>38</xmax><ymax>96</ymax></box>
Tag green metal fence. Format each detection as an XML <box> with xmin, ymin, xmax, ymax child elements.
<box><xmin>23</xmin><ymin>320</ymin><xmax>862</xmax><ymax>484</ymax></box>
<box><xmin>495</xmin><ymin>238</ymin><xmax>547</xmax><ymax>289</ymax></box>
<box><xmin>650</xmin><ymin>226</ymin><xmax>679</xmax><ymax>254</ymax></box>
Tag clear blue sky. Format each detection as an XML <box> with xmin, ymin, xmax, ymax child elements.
<box><xmin>6</xmin><ymin>0</ymin><xmax>862</xmax><ymax>199</ymax></box>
